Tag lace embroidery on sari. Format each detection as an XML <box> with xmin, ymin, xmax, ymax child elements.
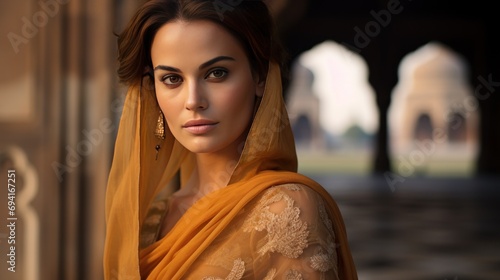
<box><xmin>202</xmin><ymin>258</ymin><xmax>245</xmax><ymax>280</ymax></box>
<box><xmin>318</xmin><ymin>197</ymin><xmax>334</xmax><ymax>234</ymax></box>
<box><xmin>242</xmin><ymin>185</ymin><xmax>309</xmax><ymax>258</ymax></box>
<box><xmin>310</xmin><ymin>245</ymin><xmax>336</xmax><ymax>272</ymax></box>
<box><xmin>263</xmin><ymin>268</ymin><xmax>277</xmax><ymax>280</ymax></box>
<box><xmin>309</xmin><ymin>196</ymin><xmax>338</xmax><ymax>273</ymax></box>
<box><xmin>285</xmin><ymin>269</ymin><xmax>304</xmax><ymax>280</ymax></box>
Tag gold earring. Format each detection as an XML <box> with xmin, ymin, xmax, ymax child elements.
<box><xmin>155</xmin><ymin>110</ymin><xmax>165</xmax><ymax>140</ymax></box>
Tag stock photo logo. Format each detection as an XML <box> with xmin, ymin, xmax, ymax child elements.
<box><xmin>51</xmin><ymin>118</ymin><xmax>115</xmax><ymax>182</ymax></box>
<box><xmin>7</xmin><ymin>0</ymin><xmax>69</xmax><ymax>54</ymax></box>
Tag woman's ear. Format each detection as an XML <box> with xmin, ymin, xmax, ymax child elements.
<box><xmin>256</xmin><ymin>80</ymin><xmax>265</xmax><ymax>97</ymax></box>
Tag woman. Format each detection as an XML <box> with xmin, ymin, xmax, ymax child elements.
<box><xmin>104</xmin><ymin>0</ymin><xmax>357</xmax><ymax>279</ymax></box>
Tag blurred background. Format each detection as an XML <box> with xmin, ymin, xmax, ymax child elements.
<box><xmin>1</xmin><ymin>0</ymin><xmax>499</xmax><ymax>279</ymax></box>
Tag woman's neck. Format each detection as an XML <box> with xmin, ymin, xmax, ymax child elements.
<box><xmin>182</xmin><ymin>131</ymin><xmax>248</xmax><ymax>198</ymax></box>
<box><xmin>182</xmin><ymin>152</ymin><xmax>239</xmax><ymax>198</ymax></box>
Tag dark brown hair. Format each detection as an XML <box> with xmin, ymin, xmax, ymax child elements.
<box><xmin>117</xmin><ymin>0</ymin><xmax>285</xmax><ymax>86</ymax></box>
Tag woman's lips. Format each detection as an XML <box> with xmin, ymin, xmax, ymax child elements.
<box><xmin>182</xmin><ymin>120</ymin><xmax>219</xmax><ymax>135</ymax></box>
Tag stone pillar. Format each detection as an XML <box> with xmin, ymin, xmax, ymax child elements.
<box><xmin>0</xmin><ymin>1</ymin><xmax>138</xmax><ymax>279</ymax></box>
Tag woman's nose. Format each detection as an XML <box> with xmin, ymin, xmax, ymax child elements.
<box><xmin>185</xmin><ymin>81</ymin><xmax>208</xmax><ymax>111</ymax></box>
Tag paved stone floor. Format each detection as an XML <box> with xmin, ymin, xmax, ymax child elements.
<box><xmin>308</xmin><ymin>175</ymin><xmax>500</xmax><ymax>280</ymax></box>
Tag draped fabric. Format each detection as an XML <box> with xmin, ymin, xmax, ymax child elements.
<box><xmin>103</xmin><ymin>63</ymin><xmax>358</xmax><ymax>279</ymax></box>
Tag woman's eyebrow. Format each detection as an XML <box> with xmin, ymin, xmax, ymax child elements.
<box><xmin>199</xmin><ymin>56</ymin><xmax>235</xmax><ymax>70</ymax></box>
<box><xmin>154</xmin><ymin>65</ymin><xmax>181</xmax><ymax>72</ymax></box>
<box><xmin>153</xmin><ymin>56</ymin><xmax>235</xmax><ymax>73</ymax></box>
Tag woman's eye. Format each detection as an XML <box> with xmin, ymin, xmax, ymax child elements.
<box><xmin>206</xmin><ymin>69</ymin><xmax>228</xmax><ymax>80</ymax></box>
<box><xmin>162</xmin><ymin>75</ymin><xmax>183</xmax><ymax>85</ymax></box>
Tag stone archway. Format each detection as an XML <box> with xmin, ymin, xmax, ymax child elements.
<box><xmin>292</xmin><ymin>114</ymin><xmax>313</xmax><ymax>148</ymax></box>
<box><xmin>389</xmin><ymin>42</ymin><xmax>479</xmax><ymax>175</ymax></box>
<box><xmin>414</xmin><ymin>113</ymin><xmax>433</xmax><ymax>141</ymax></box>
<box><xmin>447</xmin><ymin>113</ymin><xmax>467</xmax><ymax>143</ymax></box>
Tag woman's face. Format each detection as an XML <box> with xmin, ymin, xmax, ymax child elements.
<box><xmin>151</xmin><ymin>20</ymin><xmax>263</xmax><ymax>156</ymax></box>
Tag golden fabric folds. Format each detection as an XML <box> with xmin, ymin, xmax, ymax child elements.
<box><xmin>104</xmin><ymin>63</ymin><xmax>358</xmax><ymax>279</ymax></box>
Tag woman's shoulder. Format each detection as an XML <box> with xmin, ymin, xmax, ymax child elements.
<box><xmin>256</xmin><ymin>182</ymin><xmax>329</xmax><ymax>211</ymax></box>
<box><xmin>243</xmin><ymin>182</ymin><xmax>335</xmax><ymax>237</ymax></box>
<box><xmin>240</xmin><ymin>183</ymin><xmax>339</xmax><ymax>276</ymax></box>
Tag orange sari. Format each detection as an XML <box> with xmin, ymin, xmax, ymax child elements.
<box><xmin>104</xmin><ymin>63</ymin><xmax>358</xmax><ymax>279</ymax></box>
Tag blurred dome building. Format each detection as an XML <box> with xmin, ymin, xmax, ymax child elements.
<box><xmin>286</xmin><ymin>40</ymin><xmax>379</xmax><ymax>152</ymax></box>
<box><xmin>286</xmin><ymin>61</ymin><xmax>324</xmax><ymax>150</ymax></box>
<box><xmin>389</xmin><ymin>42</ymin><xmax>479</xmax><ymax>175</ymax></box>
